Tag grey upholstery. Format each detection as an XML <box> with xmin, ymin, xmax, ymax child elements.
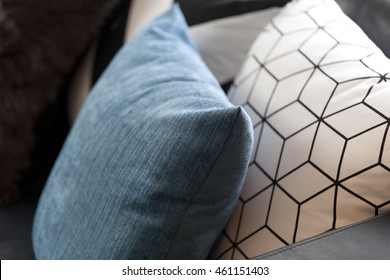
<box><xmin>0</xmin><ymin>199</ymin><xmax>36</xmax><ymax>259</ymax></box>
<box><xmin>176</xmin><ymin>0</ymin><xmax>290</xmax><ymax>25</ymax></box>
<box><xmin>256</xmin><ymin>213</ymin><xmax>390</xmax><ymax>260</ymax></box>
<box><xmin>1</xmin><ymin>0</ymin><xmax>390</xmax><ymax>260</ymax></box>
<box><xmin>337</xmin><ymin>0</ymin><xmax>390</xmax><ymax>58</ymax></box>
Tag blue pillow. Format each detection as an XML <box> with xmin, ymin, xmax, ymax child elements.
<box><xmin>32</xmin><ymin>5</ymin><xmax>253</xmax><ymax>259</ymax></box>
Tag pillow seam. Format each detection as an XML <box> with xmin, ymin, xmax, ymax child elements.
<box><xmin>163</xmin><ymin>107</ymin><xmax>243</xmax><ymax>259</ymax></box>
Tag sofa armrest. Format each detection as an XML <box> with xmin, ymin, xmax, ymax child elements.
<box><xmin>255</xmin><ymin>213</ymin><xmax>390</xmax><ymax>260</ymax></box>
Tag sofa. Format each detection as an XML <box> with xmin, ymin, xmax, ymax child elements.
<box><xmin>1</xmin><ymin>0</ymin><xmax>390</xmax><ymax>260</ymax></box>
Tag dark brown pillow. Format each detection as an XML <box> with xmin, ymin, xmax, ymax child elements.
<box><xmin>0</xmin><ymin>0</ymin><xmax>120</xmax><ymax>205</ymax></box>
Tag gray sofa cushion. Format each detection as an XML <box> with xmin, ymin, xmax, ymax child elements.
<box><xmin>256</xmin><ymin>212</ymin><xmax>390</xmax><ymax>259</ymax></box>
<box><xmin>175</xmin><ymin>0</ymin><xmax>289</xmax><ymax>25</ymax></box>
<box><xmin>0</xmin><ymin>199</ymin><xmax>36</xmax><ymax>259</ymax></box>
<box><xmin>2</xmin><ymin>0</ymin><xmax>390</xmax><ymax>261</ymax></box>
<box><xmin>335</xmin><ymin>0</ymin><xmax>390</xmax><ymax>58</ymax></box>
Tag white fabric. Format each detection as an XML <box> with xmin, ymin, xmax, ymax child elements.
<box><xmin>125</xmin><ymin>0</ymin><xmax>173</xmax><ymax>41</ymax></box>
<box><xmin>190</xmin><ymin>8</ymin><xmax>281</xmax><ymax>84</ymax></box>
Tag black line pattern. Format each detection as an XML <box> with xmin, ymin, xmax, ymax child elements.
<box><xmin>212</xmin><ymin>0</ymin><xmax>390</xmax><ymax>259</ymax></box>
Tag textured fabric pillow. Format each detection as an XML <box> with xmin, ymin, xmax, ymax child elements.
<box><xmin>32</xmin><ymin>5</ymin><xmax>253</xmax><ymax>260</ymax></box>
<box><xmin>211</xmin><ymin>0</ymin><xmax>390</xmax><ymax>259</ymax></box>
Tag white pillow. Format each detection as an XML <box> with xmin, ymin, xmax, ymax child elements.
<box><xmin>190</xmin><ymin>8</ymin><xmax>281</xmax><ymax>84</ymax></box>
<box><xmin>212</xmin><ymin>0</ymin><xmax>390</xmax><ymax>260</ymax></box>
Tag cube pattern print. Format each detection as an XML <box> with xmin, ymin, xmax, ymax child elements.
<box><xmin>212</xmin><ymin>0</ymin><xmax>390</xmax><ymax>260</ymax></box>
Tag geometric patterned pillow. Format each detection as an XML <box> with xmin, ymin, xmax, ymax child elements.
<box><xmin>211</xmin><ymin>0</ymin><xmax>390</xmax><ymax>259</ymax></box>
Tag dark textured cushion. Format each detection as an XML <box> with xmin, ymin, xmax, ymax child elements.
<box><xmin>0</xmin><ymin>0</ymin><xmax>120</xmax><ymax>205</ymax></box>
